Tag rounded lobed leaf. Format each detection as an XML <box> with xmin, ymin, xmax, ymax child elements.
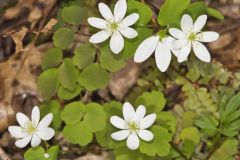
<box><xmin>180</xmin><ymin>127</ymin><xmax>201</xmax><ymax>145</ymax></box>
<box><xmin>139</xmin><ymin>126</ymin><xmax>172</xmax><ymax>157</ymax></box>
<box><xmin>99</xmin><ymin>45</ymin><xmax>125</xmax><ymax>72</ymax></box>
<box><xmin>127</xmin><ymin>0</ymin><xmax>152</xmax><ymax>25</ymax></box>
<box><xmin>63</xmin><ymin>122</ymin><xmax>93</xmax><ymax>146</ymax></box>
<box><xmin>59</xmin><ymin>58</ymin><xmax>79</xmax><ymax>91</ymax></box>
<box><xmin>37</xmin><ymin>68</ymin><xmax>60</xmax><ymax>100</ymax></box>
<box><xmin>53</xmin><ymin>27</ymin><xmax>74</xmax><ymax>49</ymax></box>
<box><xmin>57</xmin><ymin>84</ymin><xmax>82</xmax><ymax>100</ymax></box>
<box><xmin>79</xmin><ymin>63</ymin><xmax>110</xmax><ymax>91</ymax></box>
<box><xmin>61</xmin><ymin>5</ymin><xmax>88</xmax><ymax>25</ymax></box>
<box><xmin>83</xmin><ymin>103</ymin><xmax>107</xmax><ymax>132</ymax></box>
<box><xmin>40</xmin><ymin>100</ymin><xmax>62</xmax><ymax>130</ymax></box>
<box><xmin>42</xmin><ymin>48</ymin><xmax>63</xmax><ymax>70</ymax></box>
<box><xmin>73</xmin><ymin>43</ymin><xmax>96</xmax><ymax>70</ymax></box>
<box><xmin>136</xmin><ymin>91</ymin><xmax>166</xmax><ymax>113</ymax></box>
<box><xmin>61</xmin><ymin>102</ymin><xmax>84</xmax><ymax>125</ymax></box>
<box><xmin>158</xmin><ymin>0</ymin><xmax>190</xmax><ymax>26</ymax></box>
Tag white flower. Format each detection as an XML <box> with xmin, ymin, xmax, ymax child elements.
<box><xmin>88</xmin><ymin>0</ymin><xmax>139</xmax><ymax>54</ymax></box>
<box><xmin>169</xmin><ymin>14</ymin><xmax>219</xmax><ymax>63</ymax></box>
<box><xmin>8</xmin><ymin>106</ymin><xmax>55</xmax><ymax>148</ymax></box>
<box><xmin>134</xmin><ymin>35</ymin><xmax>178</xmax><ymax>72</ymax></box>
<box><xmin>110</xmin><ymin>102</ymin><xmax>156</xmax><ymax>150</ymax></box>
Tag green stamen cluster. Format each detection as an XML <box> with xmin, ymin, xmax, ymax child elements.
<box><xmin>110</xmin><ymin>22</ymin><xmax>118</xmax><ymax>31</ymax></box>
<box><xmin>188</xmin><ymin>32</ymin><xmax>197</xmax><ymax>41</ymax></box>
<box><xmin>128</xmin><ymin>122</ymin><xmax>139</xmax><ymax>132</ymax></box>
<box><xmin>26</xmin><ymin>122</ymin><xmax>37</xmax><ymax>135</ymax></box>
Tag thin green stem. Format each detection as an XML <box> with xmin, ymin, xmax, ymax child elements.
<box><xmin>170</xmin><ymin>142</ymin><xmax>189</xmax><ymax>160</ymax></box>
<box><xmin>205</xmin><ymin>136</ymin><xmax>226</xmax><ymax>160</ymax></box>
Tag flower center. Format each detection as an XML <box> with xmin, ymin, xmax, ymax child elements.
<box><xmin>127</xmin><ymin>121</ymin><xmax>139</xmax><ymax>132</ymax></box>
<box><xmin>188</xmin><ymin>32</ymin><xmax>197</xmax><ymax>41</ymax></box>
<box><xmin>110</xmin><ymin>22</ymin><xmax>118</xmax><ymax>30</ymax></box>
<box><xmin>25</xmin><ymin>122</ymin><xmax>37</xmax><ymax>135</ymax></box>
<box><xmin>157</xmin><ymin>29</ymin><xmax>167</xmax><ymax>41</ymax></box>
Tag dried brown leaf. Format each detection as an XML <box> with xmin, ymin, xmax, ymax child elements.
<box><xmin>41</xmin><ymin>18</ymin><xmax>58</xmax><ymax>33</ymax></box>
<box><xmin>10</xmin><ymin>27</ymin><xmax>28</xmax><ymax>53</ymax></box>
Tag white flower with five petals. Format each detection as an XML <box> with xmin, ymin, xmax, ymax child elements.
<box><xmin>8</xmin><ymin>106</ymin><xmax>55</xmax><ymax>148</ymax></box>
<box><xmin>169</xmin><ymin>14</ymin><xmax>219</xmax><ymax>63</ymax></box>
<box><xmin>110</xmin><ymin>102</ymin><xmax>156</xmax><ymax>150</ymax></box>
<box><xmin>88</xmin><ymin>0</ymin><xmax>139</xmax><ymax>54</ymax></box>
<box><xmin>134</xmin><ymin>35</ymin><xmax>178</xmax><ymax>72</ymax></box>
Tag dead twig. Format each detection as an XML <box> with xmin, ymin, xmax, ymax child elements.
<box><xmin>0</xmin><ymin>147</ymin><xmax>11</xmax><ymax>160</ymax></box>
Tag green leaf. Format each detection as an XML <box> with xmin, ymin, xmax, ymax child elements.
<box><xmin>53</xmin><ymin>27</ymin><xmax>74</xmax><ymax>49</ymax></box>
<box><xmin>182</xmin><ymin>139</ymin><xmax>195</xmax><ymax>158</ymax></box>
<box><xmin>127</xmin><ymin>0</ymin><xmax>152</xmax><ymax>25</ymax></box>
<box><xmin>24</xmin><ymin>146</ymin><xmax>59</xmax><ymax>160</ymax></box>
<box><xmin>58</xmin><ymin>84</ymin><xmax>82</xmax><ymax>100</ymax></box>
<box><xmin>139</xmin><ymin>126</ymin><xmax>172</xmax><ymax>157</ymax></box>
<box><xmin>59</xmin><ymin>58</ymin><xmax>79</xmax><ymax>91</ymax></box>
<box><xmin>136</xmin><ymin>91</ymin><xmax>166</xmax><ymax>113</ymax></box>
<box><xmin>46</xmin><ymin>146</ymin><xmax>59</xmax><ymax>160</ymax></box>
<box><xmin>182</xmin><ymin>111</ymin><xmax>197</xmax><ymax>128</ymax></box>
<box><xmin>42</xmin><ymin>48</ymin><xmax>63</xmax><ymax>70</ymax></box>
<box><xmin>79</xmin><ymin>63</ymin><xmax>109</xmax><ymax>91</ymax></box>
<box><xmin>210</xmin><ymin>138</ymin><xmax>238</xmax><ymax>160</ymax></box>
<box><xmin>207</xmin><ymin>8</ymin><xmax>224</xmax><ymax>20</ymax></box>
<box><xmin>61</xmin><ymin>102</ymin><xmax>84</xmax><ymax>125</ymax></box>
<box><xmin>61</xmin><ymin>5</ymin><xmax>87</xmax><ymax>25</ymax></box>
<box><xmin>99</xmin><ymin>45</ymin><xmax>125</xmax><ymax>72</ymax></box>
<box><xmin>156</xmin><ymin>112</ymin><xmax>177</xmax><ymax>135</ymax></box>
<box><xmin>122</xmin><ymin>26</ymin><xmax>152</xmax><ymax>59</ymax></box>
<box><xmin>40</xmin><ymin>100</ymin><xmax>62</xmax><ymax>130</ymax></box>
<box><xmin>158</xmin><ymin>0</ymin><xmax>190</xmax><ymax>26</ymax></box>
<box><xmin>96</xmin><ymin>101</ymin><xmax>123</xmax><ymax>149</ymax></box>
<box><xmin>115</xmin><ymin>147</ymin><xmax>152</xmax><ymax>160</ymax></box>
<box><xmin>179</xmin><ymin>127</ymin><xmax>200</xmax><ymax>145</ymax></box>
<box><xmin>83</xmin><ymin>103</ymin><xmax>107</xmax><ymax>132</ymax></box>
<box><xmin>37</xmin><ymin>68</ymin><xmax>60</xmax><ymax>100</ymax></box>
<box><xmin>185</xmin><ymin>2</ymin><xmax>207</xmax><ymax>20</ymax></box>
<box><xmin>73</xmin><ymin>43</ymin><xmax>96</xmax><ymax>70</ymax></box>
<box><xmin>63</xmin><ymin>121</ymin><xmax>93</xmax><ymax>146</ymax></box>
<box><xmin>24</xmin><ymin>147</ymin><xmax>45</xmax><ymax>160</ymax></box>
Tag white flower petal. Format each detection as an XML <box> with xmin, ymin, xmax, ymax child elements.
<box><xmin>110</xmin><ymin>31</ymin><xmax>124</xmax><ymax>54</ymax></box>
<box><xmin>123</xmin><ymin>102</ymin><xmax>135</xmax><ymax>121</ymax></box>
<box><xmin>126</xmin><ymin>133</ymin><xmax>140</xmax><ymax>150</ymax></box>
<box><xmin>31</xmin><ymin>106</ymin><xmax>40</xmax><ymax>126</ymax></box>
<box><xmin>193</xmin><ymin>41</ymin><xmax>211</xmax><ymax>62</ymax></box>
<box><xmin>155</xmin><ymin>42</ymin><xmax>172</xmax><ymax>72</ymax></box>
<box><xmin>120</xmin><ymin>13</ymin><xmax>139</xmax><ymax>27</ymax></box>
<box><xmin>98</xmin><ymin>3</ymin><xmax>114</xmax><ymax>22</ymax></box>
<box><xmin>15</xmin><ymin>136</ymin><xmax>31</xmax><ymax>148</ymax></box>
<box><xmin>114</xmin><ymin>0</ymin><xmax>127</xmax><ymax>22</ymax></box>
<box><xmin>193</xmin><ymin>15</ymin><xmax>207</xmax><ymax>33</ymax></box>
<box><xmin>36</xmin><ymin>127</ymin><xmax>55</xmax><ymax>140</ymax></box>
<box><xmin>119</xmin><ymin>27</ymin><xmax>138</xmax><ymax>39</ymax></box>
<box><xmin>37</xmin><ymin>113</ymin><xmax>53</xmax><ymax>129</ymax></box>
<box><xmin>181</xmin><ymin>14</ymin><xmax>193</xmax><ymax>33</ymax></box>
<box><xmin>197</xmin><ymin>31</ymin><xmax>219</xmax><ymax>42</ymax></box>
<box><xmin>134</xmin><ymin>36</ymin><xmax>159</xmax><ymax>63</ymax></box>
<box><xmin>89</xmin><ymin>30</ymin><xmax>111</xmax><ymax>44</ymax></box>
<box><xmin>31</xmin><ymin>134</ymin><xmax>41</xmax><ymax>147</ymax></box>
<box><xmin>178</xmin><ymin>42</ymin><xmax>191</xmax><ymax>63</ymax></box>
<box><xmin>169</xmin><ymin>28</ymin><xmax>185</xmax><ymax>39</ymax></box>
<box><xmin>140</xmin><ymin>113</ymin><xmax>156</xmax><ymax>129</ymax></box>
<box><xmin>134</xmin><ymin>105</ymin><xmax>146</xmax><ymax>121</ymax></box>
<box><xmin>88</xmin><ymin>17</ymin><xmax>108</xmax><ymax>29</ymax></box>
<box><xmin>138</xmin><ymin>130</ymin><xmax>154</xmax><ymax>141</ymax></box>
<box><xmin>8</xmin><ymin>126</ymin><xmax>26</xmax><ymax>138</ymax></box>
<box><xmin>111</xmin><ymin>130</ymin><xmax>130</xmax><ymax>141</ymax></box>
<box><xmin>16</xmin><ymin>113</ymin><xmax>30</xmax><ymax>128</ymax></box>
<box><xmin>110</xmin><ymin>116</ymin><xmax>127</xmax><ymax>129</ymax></box>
